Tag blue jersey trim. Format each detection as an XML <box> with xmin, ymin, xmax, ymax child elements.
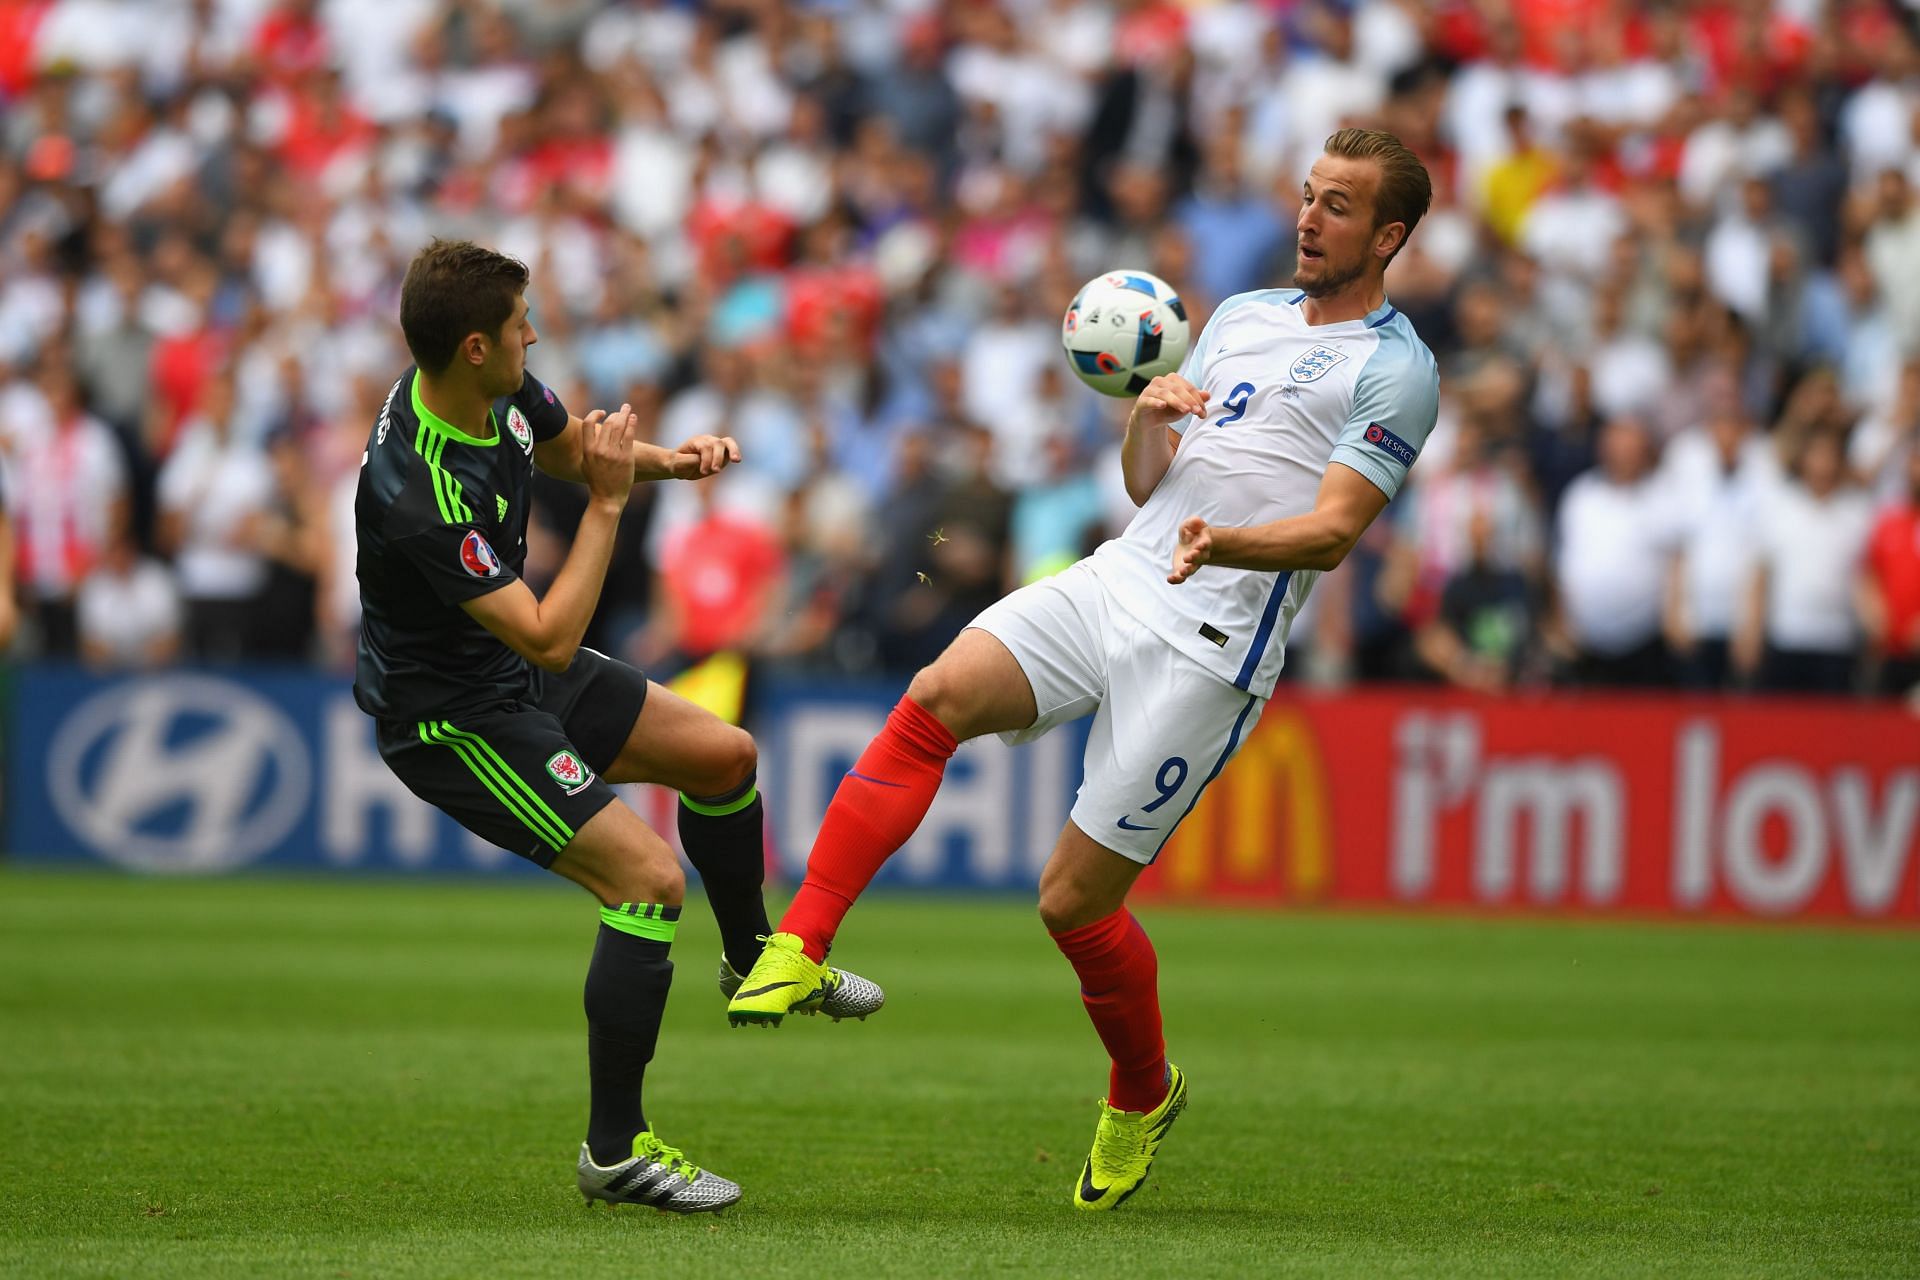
<box><xmin>1365</xmin><ymin>304</ymin><xmax>1398</xmax><ymax>329</ymax></box>
<box><xmin>1151</xmin><ymin>693</ymin><xmax>1261</xmax><ymax>862</ymax></box>
<box><xmin>1233</xmin><ymin>572</ymin><xmax>1292</xmax><ymax>691</ymax></box>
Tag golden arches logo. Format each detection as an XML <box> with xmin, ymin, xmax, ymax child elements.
<box><xmin>1154</xmin><ymin>704</ymin><xmax>1332</xmax><ymax>901</ymax></box>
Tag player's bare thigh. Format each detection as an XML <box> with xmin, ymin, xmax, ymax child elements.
<box><xmin>602</xmin><ymin>680</ymin><xmax>756</xmax><ymax>796</ymax></box>
<box><xmin>1036</xmin><ymin>821</ymin><xmax>1147</xmax><ymax>932</ymax></box>
<box><xmin>550</xmin><ymin>799</ymin><xmax>686</xmax><ymax>907</ymax></box>
<box><xmin>906</xmin><ymin>627</ymin><xmax>1041</xmax><ymax>743</ymax></box>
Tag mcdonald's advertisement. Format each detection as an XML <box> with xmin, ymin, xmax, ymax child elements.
<box><xmin>1136</xmin><ymin>689</ymin><xmax>1920</xmax><ymax>925</ymax></box>
<box><xmin>7</xmin><ymin>669</ymin><xmax>1918</xmax><ymax>923</ymax></box>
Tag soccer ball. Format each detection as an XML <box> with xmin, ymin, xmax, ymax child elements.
<box><xmin>1060</xmin><ymin>270</ymin><xmax>1190</xmax><ymax>397</ymax></box>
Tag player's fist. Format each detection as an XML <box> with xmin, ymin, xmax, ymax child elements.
<box><xmin>1130</xmin><ymin>374</ymin><xmax>1208</xmax><ymax>434</ymax></box>
<box><xmin>1168</xmin><ymin>516</ymin><xmax>1211</xmax><ymax>584</ymax></box>
<box><xmin>581</xmin><ymin>404</ymin><xmax>637</xmax><ymax>506</ymax></box>
<box><xmin>670</xmin><ymin>434</ymin><xmax>741</xmax><ymax>479</ymax></box>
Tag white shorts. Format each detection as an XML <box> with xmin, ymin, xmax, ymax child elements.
<box><xmin>967</xmin><ymin>560</ymin><xmax>1266</xmax><ymax>864</ymax></box>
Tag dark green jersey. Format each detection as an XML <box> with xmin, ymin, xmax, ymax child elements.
<box><xmin>353</xmin><ymin>367</ymin><xmax>570</xmax><ymax>722</ymax></box>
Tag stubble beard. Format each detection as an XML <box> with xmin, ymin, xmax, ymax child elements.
<box><xmin>1294</xmin><ymin>255</ymin><xmax>1367</xmax><ymax>299</ymax></box>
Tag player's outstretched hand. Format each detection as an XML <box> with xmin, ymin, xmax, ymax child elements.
<box><xmin>1169</xmin><ymin>516</ymin><xmax>1211</xmax><ymax>584</ymax></box>
<box><xmin>582</xmin><ymin>404</ymin><xmax>637</xmax><ymax>506</ymax></box>
<box><xmin>669</xmin><ymin>434</ymin><xmax>742</xmax><ymax>479</ymax></box>
<box><xmin>1130</xmin><ymin>373</ymin><xmax>1208</xmax><ymax>434</ymax></box>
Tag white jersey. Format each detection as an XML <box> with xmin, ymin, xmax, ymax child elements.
<box><xmin>1086</xmin><ymin>290</ymin><xmax>1440</xmax><ymax>698</ymax></box>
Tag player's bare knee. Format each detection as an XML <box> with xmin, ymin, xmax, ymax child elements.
<box><xmin>574</xmin><ymin>838</ymin><xmax>683</xmax><ymax>908</ymax></box>
<box><xmin>905</xmin><ymin>663</ymin><xmax>950</xmax><ymax>718</ymax></box>
<box><xmin>1037</xmin><ymin>876</ymin><xmax>1097</xmax><ymax>934</ymax></box>
<box><xmin>715</xmin><ymin>726</ymin><xmax>757</xmax><ymax>793</ymax></box>
<box><xmin>905</xmin><ymin>661</ymin><xmax>973</xmax><ymax>738</ymax></box>
<box><xmin>608</xmin><ymin>851</ymin><xmax>683</xmax><ymax>908</ymax></box>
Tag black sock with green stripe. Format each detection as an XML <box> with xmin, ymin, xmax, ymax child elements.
<box><xmin>584</xmin><ymin>904</ymin><xmax>678</xmax><ymax>1166</ymax></box>
<box><xmin>677</xmin><ymin>774</ymin><xmax>772</xmax><ymax>976</ymax></box>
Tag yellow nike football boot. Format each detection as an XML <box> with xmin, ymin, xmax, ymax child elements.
<box><xmin>1072</xmin><ymin>1063</ymin><xmax>1188</xmax><ymax>1211</ymax></box>
<box><xmin>724</xmin><ymin>932</ymin><xmax>839</xmax><ymax>1027</ymax></box>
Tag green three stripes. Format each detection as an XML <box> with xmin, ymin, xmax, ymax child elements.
<box><xmin>418</xmin><ymin>720</ymin><xmax>574</xmax><ymax>852</ymax></box>
<box><xmin>414</xmin><ymin>422</ymin><xmax>472</xmax><ymax>524</ymax></box>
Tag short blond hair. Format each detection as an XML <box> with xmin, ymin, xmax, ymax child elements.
<box><xmin>1323</xmin><ymin>128</ymin><xmax>1432</xmax><ymax>262</ymax></box>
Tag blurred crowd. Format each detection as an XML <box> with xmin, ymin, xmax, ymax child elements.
<box><xmin>0</xmin><ymin>0</ymin><xmax>1918</xmax><ymax>699</ymax></box>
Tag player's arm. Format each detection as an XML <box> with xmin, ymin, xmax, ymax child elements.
<box><xmin>533</xmin><ymin>409</ymin><xmax>739</xmax><ymax>485</ymax></box>
<box><xmin>463</xmin><ymin>408</ymin><xmax>636</xmax><ymax>672</ymax></box>
<box><xmin>1169</xmin><ymin>462</ymin><xmax>1387</xmax><ymax>582</ymax></box>
<box><xmin>1122</xmin><ymin>373</ymin><xmax>1207</xmax><ymax>505</ymax></box>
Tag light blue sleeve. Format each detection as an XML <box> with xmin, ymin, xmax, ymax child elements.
<box><xmin>1327</xmin><ymin>314</ymin><xmax>1440</xmax><ymax>500</ymax></box>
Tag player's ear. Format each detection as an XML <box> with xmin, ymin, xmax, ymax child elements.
<box><xmin>460</xmin><ymin>330</ymin><xmax>490</xmax><ymax>368</ymax></box>
<box><xmin>1374</xmin><ymin>221</ymin><xmax>1407</xmax><ymax>261</ymax></box>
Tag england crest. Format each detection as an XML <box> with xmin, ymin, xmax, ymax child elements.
<box><xmin>1290</xmin><ymin>345</ymin><xmax>1348</xmax><ymax>383</ymax></box>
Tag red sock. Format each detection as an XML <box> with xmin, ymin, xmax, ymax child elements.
<box><xmin>1050</xmin><ymin>908</ymin><xmax>1168</xmax><ymax>1113</ymax></box>
<box><xmin>779</xmin><ymin>696</ymin><xmax>957</xmax><ymax>960</ymax></box>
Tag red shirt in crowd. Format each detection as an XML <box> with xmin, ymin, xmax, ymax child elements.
<box><xmin>0</xmin><ymin>1</ymin><xmax>50</xmax><ymax>96</ymax></box>
<box><xmin>252</xmin><ymin>6</ymin><xmax>330</xmax><ymax>83</ymax></box>
<box><xmin>1868</xmin><ymin>504</ymin><xmax>1920</xmax><ymax>656</ymax></box>
<box><xmin>785</xmin><ymin>263</ymin><xmax>882</xmax><ymax>359</ymax></box>
<box><xmin>277</xmin><ymin>85</ymin><xmax>376</xmax><ymax>182</ymax></box>
<box><xmin>661</xmin><ymin>511</ymin><xmax>785</xmax><ymax>658</ymax></box>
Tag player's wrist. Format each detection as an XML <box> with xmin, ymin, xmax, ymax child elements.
<box><xmin>1204</xmin><ymin>524</ymin><xmax>1235</xmax><ymax>563</ymax></box>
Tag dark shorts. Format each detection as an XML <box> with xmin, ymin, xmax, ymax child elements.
<box><xmin>376</xmin><ymin>648</ymin><xmax>650</xmax><ymax>868</ymax></box>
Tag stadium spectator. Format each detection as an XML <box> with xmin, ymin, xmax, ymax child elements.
<box><xmin>1416</xmin><ymin>506</ymin><xmax>1541</xmax><ymax>694</ymax></box>
<box><xmin>1177</xmin><ymin>133</ymin><xmax>1289</xmax><ymax>303</ymax></box>
<box><xmin>1864</xmin><ymin>168</ymin><xmax>1920</xmax><ymax>357</ymax></box>
<box><xmin>1552</xmin><ymin>417</ymin><xmax>1682</xmax><ymax>687</ymax></box>
<box><xmin>641</xmin><ymin>475</ymin><xmax>785</xmax><ymax>674</ymax></box>
<box><xmin>1662</xmin><ymin>405</ymin><xmax>1778</xmax><ymax>689</ymax></box>
<box><xmin>155</xmin><ymin>370</ymin><xmax>279</xmax><ymax>661</ymax></box>
<box><xmin>1737</xmin><ymin>431</ymin><xmax>1875</xmax><ymax>694</ymax></box>
<box><xmin>1863</xmin><ymin>447</ymin><xmax>1920</xmax><ymax>701</ymax></box>
<box><xmin>76</xmin><ymin>517</ymin><xmax>182</xmax><ymax>669</ymax></box>
<box><xmin>1769</xmin><ymin>89</ymin><xmax>1848</xmax><ymax>269</ymax></box>
<box><xmin>1010</xmin><ymin>426</ymin><xmax>1103</xmax><ymax>585</ymax></box>
<box><xmin>8</xmin><ymin>361</ymin><xmax>128</xmax><ymax>656</ymax></box>
<box><xmin>1850</xmin><ymin>358</ymin><xmax>1920</xmax><ymax>507</ymax></box>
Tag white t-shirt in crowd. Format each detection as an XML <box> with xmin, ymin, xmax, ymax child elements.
<box><xmin>1660</xmin><ymin>430</ymin><xmax>1781</xmax><ymax>640</ymax></box>
<box><xmin>1754</xmin><ymin>483</ymin><xmax>1875</xmax><ymax>654</ymax></box>
<box><xmin>157</xmin><ymin>425</ymin><xmax>277</xmax><ymax>600</ymax></box>
<box><xmin>77</xmin><ymin>557</ymin><xmax>182</xmax><ymax>665</ymax></box>
<box><xmin>1554</xmin><ymin>469</ymin><xmax>1684</xmax><ymax>654</ymax></box>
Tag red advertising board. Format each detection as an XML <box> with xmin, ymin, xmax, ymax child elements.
<box><xmin>1137</xmin><ymin>690</ymin><xmax>1920</xmax><ymax>924</ymax></box>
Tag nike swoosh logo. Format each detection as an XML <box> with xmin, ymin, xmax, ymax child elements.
<box><xmin>1116</xmin><ymin>816</ymin><xmax>1157</xmax><ymax>832</ymax></box>
<box><xmin>847</xmin><ymin>769</ymin><xmax>907</xmax><ymax>788</ymax></box>
<box><xmin>1077</xmin><ymin>1162</ymin><xmax>1107</xmax><ymax>1202</ymax></box>
<box><xmin>735</xmin><ymin>981</ymin><xmax>801</xmax><ymax>999</ymax></box>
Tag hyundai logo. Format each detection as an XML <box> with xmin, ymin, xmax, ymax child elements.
<box><xmin>48</xmin><ymin>676</ymin><xmax>312</xmax><ymax>872</ymax></box>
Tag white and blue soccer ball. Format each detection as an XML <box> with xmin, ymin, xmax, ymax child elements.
<box><xmin>1060</xmin><ymin>270</ymin><xmax>1191</xmax><ymax>398</ymax></box>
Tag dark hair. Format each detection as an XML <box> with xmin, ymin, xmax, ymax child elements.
<box><xmin>1323</xmin><ymin>128</ymin><xmax>1433</xmax><ymax>263</ymax></box>
<box><xmin>399</xmin><ymin>239</ymin><xmax>530</xmax><ymax>375</ymax></box>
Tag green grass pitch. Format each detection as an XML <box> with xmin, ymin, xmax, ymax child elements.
<box><xmin>1</xmin><ymin>869</ymin><xmax>1914</xmax><ymax>1279</ymax></box>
